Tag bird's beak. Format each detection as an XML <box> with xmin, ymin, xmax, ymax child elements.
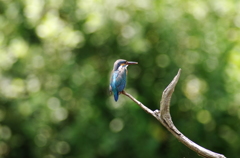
<box><xmin>126</xmin><ymin>61</ymin><xmax>138</xmax><ymax>65</ymax></box>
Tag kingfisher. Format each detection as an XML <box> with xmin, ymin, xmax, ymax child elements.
<box><xmin>109</xmin><ymin>59</ymin><xmax>138</xmax><ymax>101</ymax></box>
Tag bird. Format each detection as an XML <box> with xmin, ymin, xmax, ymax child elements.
<box><xmin>109</xmin><ymin>59</ymin><xmax>138</xmax><ymax>101</ymax></box>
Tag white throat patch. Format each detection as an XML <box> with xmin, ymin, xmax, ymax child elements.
<box><xmin>118</xmin><ymin>65</ymin><xmax>128</xmax><ymax>71</ymax></box>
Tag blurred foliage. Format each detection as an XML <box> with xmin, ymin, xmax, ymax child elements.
<box><xmin>0</xmin><ymin>0</ymin><xmax>240</xmax><ymax>157</ymax></box>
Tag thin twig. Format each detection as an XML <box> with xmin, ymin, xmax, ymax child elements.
<box><xmin>122</xmin><ymin>91</ymin><xmax>155</xmax><ymax>116</ymax></box>
<box><xmin>122</xmin><ymin>69</ymin><xmax>226</xmax><ymax>158</ymax></box>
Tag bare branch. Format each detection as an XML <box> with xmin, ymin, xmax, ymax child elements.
<box><xmin>123</xmin><ymin>69</ymin><xmax>226</xmax><ymax>158</ymax></box>
<box><xmin>122</xmin><ymin>91</ymin><xmax>154</xmax><ymax>116</ymax></box>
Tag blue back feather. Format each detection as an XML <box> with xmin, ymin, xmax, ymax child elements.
<box><xmin>110</xmin><ymin>66</ymin><xmax>127</xmax><ymax>101</ymax></box>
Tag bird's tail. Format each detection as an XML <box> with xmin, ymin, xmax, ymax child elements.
<box><xmin>113</xmin><ymin>92</ymin><xmax>119</xmax><ymax>102</ymax></box>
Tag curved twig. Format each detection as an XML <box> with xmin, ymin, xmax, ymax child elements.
<box><xmin>123</xmin><ymin>69</ymin><xmax>226</xmax><ymax>158</ymax></box>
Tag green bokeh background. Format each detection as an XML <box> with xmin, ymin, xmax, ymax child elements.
<box><xmin>1</xmin><ymin>0</ymin><xmax>240</xmax><ymax>157</ymax></box>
